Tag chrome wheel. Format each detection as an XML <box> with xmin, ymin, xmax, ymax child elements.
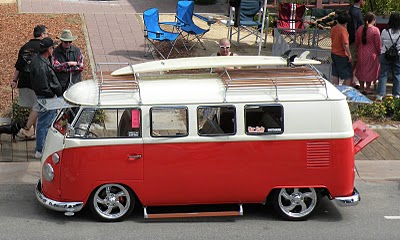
<box><xmin>90</xmin><ymin>184</ymin><xmax>134</xmax><ymax>221</ymax></box>
<box><xmin>272</xmin><ymin>188</ymin><xmax>319</xmax><ymax>220</ymax></box>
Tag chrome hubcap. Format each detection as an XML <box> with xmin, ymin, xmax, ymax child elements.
<box><xmin>93</xmin><ymin>184</ymin><xmax>131</xmax><ymax>220</ymax></box>
<box><xmin>278</xmin><ymin>188</ymin><xmax>317</xmax><ymax>218</ymax></box>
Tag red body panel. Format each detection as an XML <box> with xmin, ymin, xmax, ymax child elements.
<box><xmin>54</xmin><ymin>138</ymin><xmax>354</xmax><ymax>206</ymax></box>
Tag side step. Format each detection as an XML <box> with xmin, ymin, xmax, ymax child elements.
<box><xmin>144</xmin><ymin>204</ymin><xmax>243</xmax><ymax>219</ymax></box>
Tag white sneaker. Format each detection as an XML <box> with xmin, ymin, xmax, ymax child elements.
<box><xmin>376</xmin><ymin>95</ymin><xmax>383</xmax><ymax>101</ymax></box>
<box><xmin>35</xmin><ymin>151</ymin><xmax>43</xmax><ymax>159</ymax></box>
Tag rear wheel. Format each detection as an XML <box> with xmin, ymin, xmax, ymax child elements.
<box><xmin>89</xmin><ymin>183</ymin><xmax>134</xmax><ymax>222</ymax></box>
<box><xmin>271</xmin><ymin>187</ymin><xmax>320</xmax><ymax>221</ymax></box>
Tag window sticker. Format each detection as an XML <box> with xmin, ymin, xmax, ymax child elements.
<box><xmin>131</xmin><ymin>109</ymin><xmax>140</xmax><ymax>128</ymax></box>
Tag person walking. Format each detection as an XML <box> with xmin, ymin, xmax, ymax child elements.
<box><xmin>52</xmin><ymin>29</ymin><xmax>84</xmax><ymax>93</ymax></box>
<box><xmin>354</xmin><ymin>12</ymin><xmax>381</xmax><ymax>95</ymax></box>
<box><xmin>10</xmin><ymin>25</ymin><xmax>49</xmax><ymax>139</ymax></box>
<box><xmin>30</xmin><ymin>37</ymin><xmax>62</xmax><ymax>159</ymax></box>
<box><xmin>330</xmin><ymin>12</ymin><xmax>353</xmax><ymax>86</ymax></box>
<box><xmin>376</xmin><ymin>13</ymin><xmax>400</xmax><ymax>101</ymax></box>
<box><xmin>348</xmin><ymin>0</ymin><xmax>365</xmax><ymax>89</ymax></box>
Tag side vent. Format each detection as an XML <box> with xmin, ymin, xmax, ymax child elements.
<box><xmin>306</xmin><ymin>141</ymin><xmax>331</xmax><ymax>168</ymax></box>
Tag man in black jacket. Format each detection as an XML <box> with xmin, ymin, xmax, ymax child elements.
<box><xmin>30</xmin><ymin>37</ymin><xmax>62</xmax><ymax>159</ymax></box>
<box><xmin>53</xmin><ymin>29</ymin><xmax>84</xmax><ymax>93</ymax></box>
<box><xmin>10</xmin><ymin>25</ymin><xmax>49</xmax><ymax>138</ymax></box>
<box><xmin>348</xmin><ymin>0</ymin><xmax>365</xmax><ymax>88</ymax></box>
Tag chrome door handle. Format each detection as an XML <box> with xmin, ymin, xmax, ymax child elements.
<box><xmin>128</xmin><ymin>154</ymin><xmax>142</xmax><ymax>160</ymax></box>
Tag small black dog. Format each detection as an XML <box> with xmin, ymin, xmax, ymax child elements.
<box><xmin>0</xmin><ymin>121</ymin><xmax>22</xmax><ymax>140</ymax></box>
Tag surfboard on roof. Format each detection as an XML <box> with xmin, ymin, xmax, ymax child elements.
<box><xmin>110</xmin><ymin>55</ymin><xmax>321</xmax><ymax>76</ymax></box>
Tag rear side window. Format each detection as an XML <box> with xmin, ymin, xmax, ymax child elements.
<box><xmin>197</xmin><ymin>106</ymin><xmax>236</xmax><ymax>136</ymax></box>
<box><xmin>150</xmin><ymin>107</ymin><xmax>188</xmax><ymax>137</ymax></box>
<box><xmin>72</xmin><ymin>108</ymin><xmax>141</xmax><ymax>138</ymax></box>
<box><xmin>245</xmin><ymin>105</ymin><xmax>284</xmax><ymax>135</ymax></box>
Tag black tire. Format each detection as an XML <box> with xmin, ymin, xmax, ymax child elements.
<box><xmin>271</xmin><ymin>187</ymin><xmax>320</xmax><ymax>221</ymax></box>
<box><xmin>88</xmin><ymin>183</ymin><xmax>135</xmax><ymax>222</ymax></box>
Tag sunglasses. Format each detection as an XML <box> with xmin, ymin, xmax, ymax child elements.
<box><xmin>220</xmin><ymin>46</ymin><xmax>230</xmax><ymax>49</ymax></box>
<box><xmin>62</xmin><ymin>41</ymin><xmax>72</xmax><ymax>44</ymax></box>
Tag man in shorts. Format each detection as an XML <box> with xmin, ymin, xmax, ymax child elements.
<box><xmin>330</xmin><ymin>12</ymin><xmax>353</xmax><ymax>86</ymax></box>
<box><xmin>10</xmin><ymin>25</ymin><xmax>49</xmax><ymax>138</ymax></box>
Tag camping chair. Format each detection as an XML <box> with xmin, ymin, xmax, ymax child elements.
<box><xmin>275</xmin><ymin>3</ymin><xmax>306</xmax><ymax>45</ymax></box>
<box><xmin>227</xmin><ymin>0</ymin><xmax>264</xmax><ymax>46</ymax></box>
<box><xmin>173</xmin><ymin>0</ymin><xmax>215</xmax><ymax>50</ymax></box>
<box><xmin>143</xmin><ymin>8</ymin><xmax>180</xmax><ymax>60</ymax></box>
<box><xmin>276</xmin><ymin>3</ymin><xmax>306</xmax><ymax>31</ymax></box>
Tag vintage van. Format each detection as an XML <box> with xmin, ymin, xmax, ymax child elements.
<box><xmin>35</xmin><ymin>55</ymin><xmax>362</xmax><ymax>222</ymax></box>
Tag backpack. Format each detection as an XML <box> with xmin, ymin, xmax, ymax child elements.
<box><xmin>21</xmin><ymin>48</ymin><xmax>37</xmax><ymax>73</ymax></box>
<box><xmin>384</xmin><ymin>30</ymin><xmax>400</xmax><ymax>62</ymax></box>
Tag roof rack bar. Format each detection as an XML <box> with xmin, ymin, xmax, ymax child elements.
<box><xmin>96</xmin><ymin>62</ymin><xmax>141</xmax><ymax>105</ymax></box>
<box><xmin>131</xmin><ymin>64</ymin><xmax>142</xmax><ymax>104</ymax></box>
<box><xmin>217</xmin><ymin>68</ymin><xmax>328</xmax><ymax>101</ymax></box>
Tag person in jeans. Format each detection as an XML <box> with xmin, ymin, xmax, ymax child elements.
<box><xmin>30</xmin><ymin>38</ymin><xmax>62</xmax><ymax>159</ymax></box>
<box><xmin>376</xmin><ymin>13</ymin><xmax>400</xmax><ymax>101</ymax></box>
<box><xmin>10</xmin><ymin>25</ymin><xmax>49</xmax><ymax>139</ymax></box>
<box><xmin>330</xmin><ymin>12</ymin><xmax>352</xmax><ymax>86</ymax></box>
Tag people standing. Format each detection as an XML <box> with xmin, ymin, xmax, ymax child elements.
<box><xmin>348</xmin><ymin>0</ymin><xmax>365</xmax><ymax>88</ymax></box>
<box><xmin>30</xmin><ymin>37</ymin><xmax>62</xmax><ymax>159</ymax></box>
<box><xmin>52</xmin><ymin>29</ymin><xmax>84</xmax><ymax>93</ymax></box>
<box><xmin>376</xmin><ymin>13</ymin><xmax>400</xmax><ymax>101</ymax></box>
<box><xmin>354</xmin><ymin>12</ymin><xmax>381</xmax><ymax>94</ymax></box>
<box><xmin>330</xmin><ymin>12</ymin><xmax>352</xmax><ymax>86</ymax></box>
<box><xmin>10</xmin><ymin>25</ymin><xmax>49</xmax><ymax>138</ymax></box>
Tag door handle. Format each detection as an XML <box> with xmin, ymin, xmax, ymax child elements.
<box><xmin>128</xmin><ymin>154</ymin><xmax>142</xmax><ymax>160</ymax></box>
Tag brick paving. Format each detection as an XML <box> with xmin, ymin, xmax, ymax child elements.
<box><xmin>18</xmin><ymin>0</ymin><xmax>227</xmax><ymax>70</ymax></box>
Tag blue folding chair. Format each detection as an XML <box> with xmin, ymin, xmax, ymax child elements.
<box><xmin>143</xmin><ymin>8</ymin><xmax>180</xmax><ymax>60</ymax></box>
<box><xmin>174</xmin><ymin>1</ymin><xmax>215</xmax><ymax>50</ymax></box>
<box><xmin>228</xmin><ymin>0</ymin><xmax>264</xmax><ymax>46</ymax></box>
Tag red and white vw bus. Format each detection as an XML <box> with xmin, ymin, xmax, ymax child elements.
<box><xmin>35</xmin><ymin>56</ymin><xmax>362</xmax><ymax>222</ymax></box>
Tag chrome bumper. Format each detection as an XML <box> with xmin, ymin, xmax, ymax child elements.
<box><xmin>35</xmin><ymin>180</ymin><xmax>84</xmax><ymax>213</ymax></box>
<box><xmin>334</xmin><ymin>188</ymin><xmax>360</xmax><ymax>207</ymax></box>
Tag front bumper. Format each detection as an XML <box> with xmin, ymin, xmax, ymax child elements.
<box><xmin>334</xmin><ymin>188</ymin><xmax>360</xmax><ymax>207</ymax></box>
<box><xmin>35</xmin><ymin>180</ymin><xmax>84</xmax><ymax>213</ymax></box>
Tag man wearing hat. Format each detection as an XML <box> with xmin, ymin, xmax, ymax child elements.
<box><xmin>11</xmin><ymin>25</ymin><xmax>49</xmax><ymax>139</ymax></box>
<box><xmin>53</xmin><ymin>29</ymin><xmax>84</xmax><ymax>93</ymax></box>
<box><xmin>30</xmin><ymin>37</ymin><xmax>62</xmax><ymax>159</ymax></box>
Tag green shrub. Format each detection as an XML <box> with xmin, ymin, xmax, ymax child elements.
<box><xmin>349</xmin><ymin>97</ymin><xmax>400</xmax><ymax>122</ymax></box>
<box><xmin>12</xmin><ymin>100</ymin><xmax>30</xmax><ymax>126</ymax></box>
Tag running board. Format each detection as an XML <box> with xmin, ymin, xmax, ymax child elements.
<box><xmin>143</xmin><ymin>204</ymin><xmax>243</xmax><ymax>219</ymax></box>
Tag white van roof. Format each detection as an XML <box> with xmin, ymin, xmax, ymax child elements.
<box><xmin>64</xmin><ymin>56</ymin><xmax>346</xmax><ymax>106</ymax></box>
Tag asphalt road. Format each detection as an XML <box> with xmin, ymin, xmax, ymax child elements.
<box><xmin>0</xmin><ymin>179</ymin><xmax>399</xmax><ymax>240</ymax></box>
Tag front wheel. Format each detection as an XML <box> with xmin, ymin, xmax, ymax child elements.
<box><xmin>89</xmin><ymin>183</ymin><xmax>135</xmax><ymax>222</ymax></box>
<box><xmin>271</xmin><ymin>187</ymin><xmax>320</xmax><ymax>221</ymax></box>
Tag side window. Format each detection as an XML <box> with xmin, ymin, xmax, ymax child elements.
<box><xmin>150</xmin><ymin>107</ymin><xmax>188</xmax><ymax>137</ymax></box>
<box><xmin>245</xmin><ymin>105</ymin><xmax>284</xmax><ymax>135</ymax></box>
<box><xmin>72</xmin><ymin>108</ymin><xmax>141</xmax><ymax>138</ymax></box>
<box><xmin>53</xmin><ymin>108</ymin><xmax>76</xmax><ymax>135</ymax></box>
<box><xmin>197</xmin><ymin>106</ymin><xmax>236</xmax><ymax>136</ymax></box>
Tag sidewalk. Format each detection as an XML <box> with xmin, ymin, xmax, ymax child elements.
<box><xmin>1</xmin><ymin>160</ymin><xmax>400</xmax><ymax>184</ymax></box>
<box><xmin>17</xmin><ymin>0</ymin><xmax>229</xmax><ymax>70</ymax></box>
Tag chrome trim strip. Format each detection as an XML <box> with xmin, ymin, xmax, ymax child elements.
<box><xmin>35</xmin><ymin>180</ymin><xmax>84</xmax><ymax>213</ymax></box>
<box><xmin>334</xmin><ymin>188</ymin><xmax>360</xmax><ymax>207</ymax></box>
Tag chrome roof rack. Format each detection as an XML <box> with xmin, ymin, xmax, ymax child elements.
<box><xmin>218</xmin><ymin>67</ymin><xmax>329</xmax><ymax>102</ymax></box>
<box><xmin>96</xmin><ymin>62</ymin><xmax>142</xmax><ymax>104</ymax></box>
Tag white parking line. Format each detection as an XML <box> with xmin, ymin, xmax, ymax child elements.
<box><xmin>384</xmin><ymin>216</ymin><xmax>400</xmax><ymax>220</ymax></box>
